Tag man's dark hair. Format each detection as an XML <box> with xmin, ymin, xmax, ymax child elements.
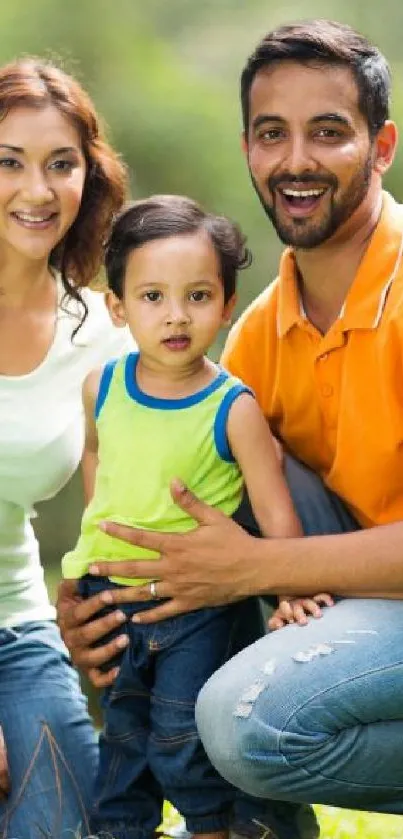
<box><xmin>105</xmin><ymin>195</ymin><xmax>251</xmax><ymax>303</ymax></box>
<box><xmin>241</xmin><ymin>19</ymin><xmax>391</xmax><ymax>138</ymax></box>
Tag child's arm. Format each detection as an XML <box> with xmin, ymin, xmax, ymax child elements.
<box><xmin>81</xmin><ymin>369</ymin><xmax>102</xmax><ymax>505</ymax></box>
<box><xmin>226</xmin><ymin>392</ymin><xmax>302</xmax><ymax>539</ymax></box>
<box><xmin>227</xmin><ymin>393</ymin><xmax>334</xmax><ymax>627</ymax></box>
<box><xmin>268</xmin><ymin>593</ymin><xmax>334</xmax><ymax>630</ymax></box>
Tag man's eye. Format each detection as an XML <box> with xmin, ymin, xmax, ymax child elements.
<box><xmin>315</xmin><ymin>128</ymin><xmax>343</xmax><ymax>140</ymax></box>
<box><xmin>144</xmin><ymin>291</ymin><xmax>162</xmax><ymax>302</ymax></box>
<box><xmin>259</xmin><ymin>128</ymin><xmax>284</xmax><ymax>142</ymax></box>
<box><xmin>189</xmin><ymin>290</ymin><xmax>209</xmax><ymax>302</ymax></box>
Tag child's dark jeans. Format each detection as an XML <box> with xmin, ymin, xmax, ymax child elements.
<box><xmin>79</xmin><ymin>575</ymin><xmax>271</xmax><ymax>839</ymax></box>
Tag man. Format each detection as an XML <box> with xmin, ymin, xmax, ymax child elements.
<box><xmin>58</xmin><ymin>19</ymin><xmax>403</xmax><ymax>823</ymax></box>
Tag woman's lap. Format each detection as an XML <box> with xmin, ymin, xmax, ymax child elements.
<box><xmin>0</xmin><ymin>620</ymin><xmax>98</xmax><ymax>838</ymax></box>
<box><xmin>196</xmin><ymin>597</ymin><xmax>403</xmax><ymax>814</ymax></box>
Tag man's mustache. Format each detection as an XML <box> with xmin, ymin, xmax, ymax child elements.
<box><xmin>268</xmin><ymin>173</ymin><xmax>338</xmax><ymax>191</ymax></box>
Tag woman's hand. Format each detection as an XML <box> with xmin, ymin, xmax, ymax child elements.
<box><xmin>56</xmin><ymin>578</ymin><xmax>131</xmax><ymax>688</ymax></box>
<box><xmin>0</xmin><ymin>727</ymin><xmax>10</xmax><ymax>800</ymax></box>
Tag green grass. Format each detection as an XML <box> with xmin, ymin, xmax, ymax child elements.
<box><xmin>162</xmin><ymin>803</ymin><xmax>403</xmax><ymax>839</ymax></box>
<box><xmin>314</xmin><ymin>805</ymin><xmax>403</xmax><ymax>838</ymax></box>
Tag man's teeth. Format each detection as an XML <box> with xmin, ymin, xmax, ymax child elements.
<box><xmin>281</xmin><ymin>188</ymin><xmax>325</xmax><ymax>198</ymax></box>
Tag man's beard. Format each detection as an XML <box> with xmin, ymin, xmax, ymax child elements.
<box><xmin>249</xmin><ymin>155</ymin><xmax>373</xmax><ymax>249</ymax></box>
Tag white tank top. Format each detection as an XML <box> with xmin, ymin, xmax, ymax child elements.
<box><xmin>0</xmin><ymin>279</ymin><xmax>131</xmax><ymax>627</ymax></box>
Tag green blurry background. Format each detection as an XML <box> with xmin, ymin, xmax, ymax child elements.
<box><xmin>3</xmin><ymin>0</ymin><xmax>402</xmax><ymax>713</ymax></box>
<box><xmin>3</xmin><ymin>3</ymin><xmax>403</xmax><ymax>832</ymax></box>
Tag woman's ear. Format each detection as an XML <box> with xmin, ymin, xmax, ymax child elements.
<box><xmin>105</xmin><ymin>291</ymin><xmax>127</xmax><ymax>327</ymax></box>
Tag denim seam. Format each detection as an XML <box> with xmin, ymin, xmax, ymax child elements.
<box><xmin>152</xmin><ymin>695</ymin><xmax>195</xmax><ymax>707</ymax></box>
<box><xmin>94</xmin><ymin>747</ymin><xmax>121</xmax><ymax>807</ymax></box>
<box><xmin>149</xmin><ymin>732</ymin><xmax>198</xmax><ymax>745</ymax></box>
<box><xmin>275</xmin><ymin>662</ymin><xmax>403</xmax><ymax>789</ymax></box>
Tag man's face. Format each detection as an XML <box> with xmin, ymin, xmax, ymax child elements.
<box><xmin>244</xmin><ymin>61</ymin><xmax>375</xmax><ymax>248</ymax></box>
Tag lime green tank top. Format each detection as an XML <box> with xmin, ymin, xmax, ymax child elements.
<box><xmin>62</xmin><ymin>352</ymin><xmax>251</xmax><ymax>585</ymax></box>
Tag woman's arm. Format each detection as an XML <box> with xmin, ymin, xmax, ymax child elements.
<box><xmin>0</xmin><ymin>727</ymin><xmax>10</xmax><ymax>801</ymax></box>
<box><xmin>80</xmin><ymin>370</ymin><xmax>101</xmax><ymax>504</ymax></box>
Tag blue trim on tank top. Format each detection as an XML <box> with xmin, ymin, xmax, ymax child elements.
<box><xmin>124</xmin><ymin>352</ymin><xmax>229</xmax><ymax>410</ymax></box>
<box><xmin>95</xmin><ymin>359</ymin><xmax>118</xmax><ymax>419</ymax></box>
<box><xmin>214</xmin><ymin>384</ymin><xmax>254</xmax><ymax>461</ymax></box>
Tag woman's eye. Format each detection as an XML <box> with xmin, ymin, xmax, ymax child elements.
<box><xmin>144</xmin><ymin>291</ymin><xmax>162</xmax><ymax>302</ymax></box>
<box><xmin>49</xmin><ymin>159</ymin><xmax>75</xmax><ymax>172</ymax></box>
<box><xmin>0</xmin><ymin>158</ymin><xmax>21</xmax><ymax>169</ymax></box>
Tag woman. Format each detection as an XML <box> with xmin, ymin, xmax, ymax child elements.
<box><xmin>0</xmin><ymin>56</ymin><xmax>129</xmax><ymax>837</ymax></box>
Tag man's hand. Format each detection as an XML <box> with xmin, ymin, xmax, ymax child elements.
<box><xmin>56</xmin><ymin>480</ymin><xmax>260</xmax><ymax>680</ymax></box>
<box><xmin>0</xmin><ymin>726</ymin><xmax>10</xmax><ymax>800</ymax></box>
<box><xmin>90</xmin><ymin>479</ymin><xmax>258</xmax><ymax>624</ymax></box>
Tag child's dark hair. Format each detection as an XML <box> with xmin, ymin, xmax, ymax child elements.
<box><xmin>105</xmin><ymin>194</ymin><xmax>252</xmax><ymax>303</ymax></box>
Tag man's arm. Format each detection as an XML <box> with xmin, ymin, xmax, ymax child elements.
<box><xmin>57</xmin><ymin>485</ymin><xmax>403</xmax><ymax>682</ymax></box>
<box><xmin>60</xmin><ymin>483</ymin><xmax>403</xmax><ymax>622</ymax></box>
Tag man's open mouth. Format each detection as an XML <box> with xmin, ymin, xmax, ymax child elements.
<box><xmin>277</xmin><ymin>186</ymin><xmax>329</xmax><ymax>216</ymax></box>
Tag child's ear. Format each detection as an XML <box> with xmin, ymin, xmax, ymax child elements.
<box><xmin>221</xmin><ymin>293</ymin><xmax>237</xmax><ymax>328</ymax></box>
<box><xmin>105</xmin><ymin>291</ymin><xmax>126</xmax><ymax>327</ymax></box>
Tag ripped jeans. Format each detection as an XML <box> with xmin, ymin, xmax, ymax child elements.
<box><xmin>196</xmin><ymin>457</ymin><xmax>403</xmax><ymax>815</ymax></box>
<box><xmin>0</xmin><ymin>620</ymin><xmax>98</xmax><ymax>839</ymax></box>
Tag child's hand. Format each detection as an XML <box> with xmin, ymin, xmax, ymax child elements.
<box><xmin>268</xmin><ymin>593</ymin><xmax>334</xmax><ymax>631</ymax></box>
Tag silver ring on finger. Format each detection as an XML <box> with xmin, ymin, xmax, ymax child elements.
<box><xmin>149</xmin><ymin>580</ymin><xmax>158</xmax><ymax>599</ymax></box>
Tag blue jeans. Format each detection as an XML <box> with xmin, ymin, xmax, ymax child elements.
<box><xmin>196</xmin><ymin>457</ymin><xmax>403</xmax><ymax>815</ymax></box>
<box><xmin>80</xmin><ymin>576</ymin><xmax>290</xmax><ymax>839</ymax></box>
<box><xmin>0</xmin><ymin>620</ymin><xmax>98</xmax><ymax>838</ymax></box>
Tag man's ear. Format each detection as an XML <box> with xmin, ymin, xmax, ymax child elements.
<box><xmin>373</xmin><ymin>120</ymin><xmax>398</xmax><ymax>175</ymax></box>
<box><xmin>222</xmin><ymin>293</ymin><xmax>237</xmax><ymax>328</ymax></box>
<box><xmin>241</xmin><ymin>131</ymin><xmax>248</xmax><ymax>161</ymax></box>
<box><xmin>105</xmin><ymin>291</ymin><xmax>127</xmax><ymax>327</ymax></box>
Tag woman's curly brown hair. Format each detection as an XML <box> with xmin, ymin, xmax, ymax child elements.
<box><xmin>0</xmin><ymin>57</ymin><xmax>128</xmax><ymax>331</ymax></box>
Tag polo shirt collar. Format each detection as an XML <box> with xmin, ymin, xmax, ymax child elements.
<box><xmin>277</xmin><ymin>191</ymin><xmax>403</xmax><ymax>338</ymax></box>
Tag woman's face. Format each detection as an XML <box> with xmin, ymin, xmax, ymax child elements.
<box><xmin>0</xmin><ymin>104</ymin><xmax>86</xmax><ymax>264</ymax></box>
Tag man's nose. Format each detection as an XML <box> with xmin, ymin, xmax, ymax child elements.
<box><xmin>283</xmin><ymin>135</ymin><xmax>315</xmax><ymax>176</ymax></box>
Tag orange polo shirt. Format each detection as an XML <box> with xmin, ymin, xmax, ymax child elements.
<box><xmin>222</xmin><ymin>192</ymin><xmax>403</xmax><ymax>528</ymax></box>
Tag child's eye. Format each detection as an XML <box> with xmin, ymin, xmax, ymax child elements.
<box><xmin>144</xmin><ymin>291</ymin><xmax>162</xmax><ymax>302</ymax></box>
<box><xmin>189</xmin><ymin>290</ymin><xmax>210</xmax><ymax>302</ymax></box>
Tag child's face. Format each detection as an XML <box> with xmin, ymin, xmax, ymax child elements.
<box><xmin>107</xmin><ymin>230</ymin><xmax>236</xmax><ymax>371</ymax></box>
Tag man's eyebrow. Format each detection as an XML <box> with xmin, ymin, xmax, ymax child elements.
<box><xmin>250</xmin><ymin>112</ymin><xmax>352</xmax><ymax>131</ymax></box>
<box><xmin>310</xmin><ymin>113</ymin><xmax>352</xmax><ymax>128</ymax></box>
<box><xmin>251</xmin><ymin>114</ymin><xmax>285</xmax><ymax>131</ymax></box>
